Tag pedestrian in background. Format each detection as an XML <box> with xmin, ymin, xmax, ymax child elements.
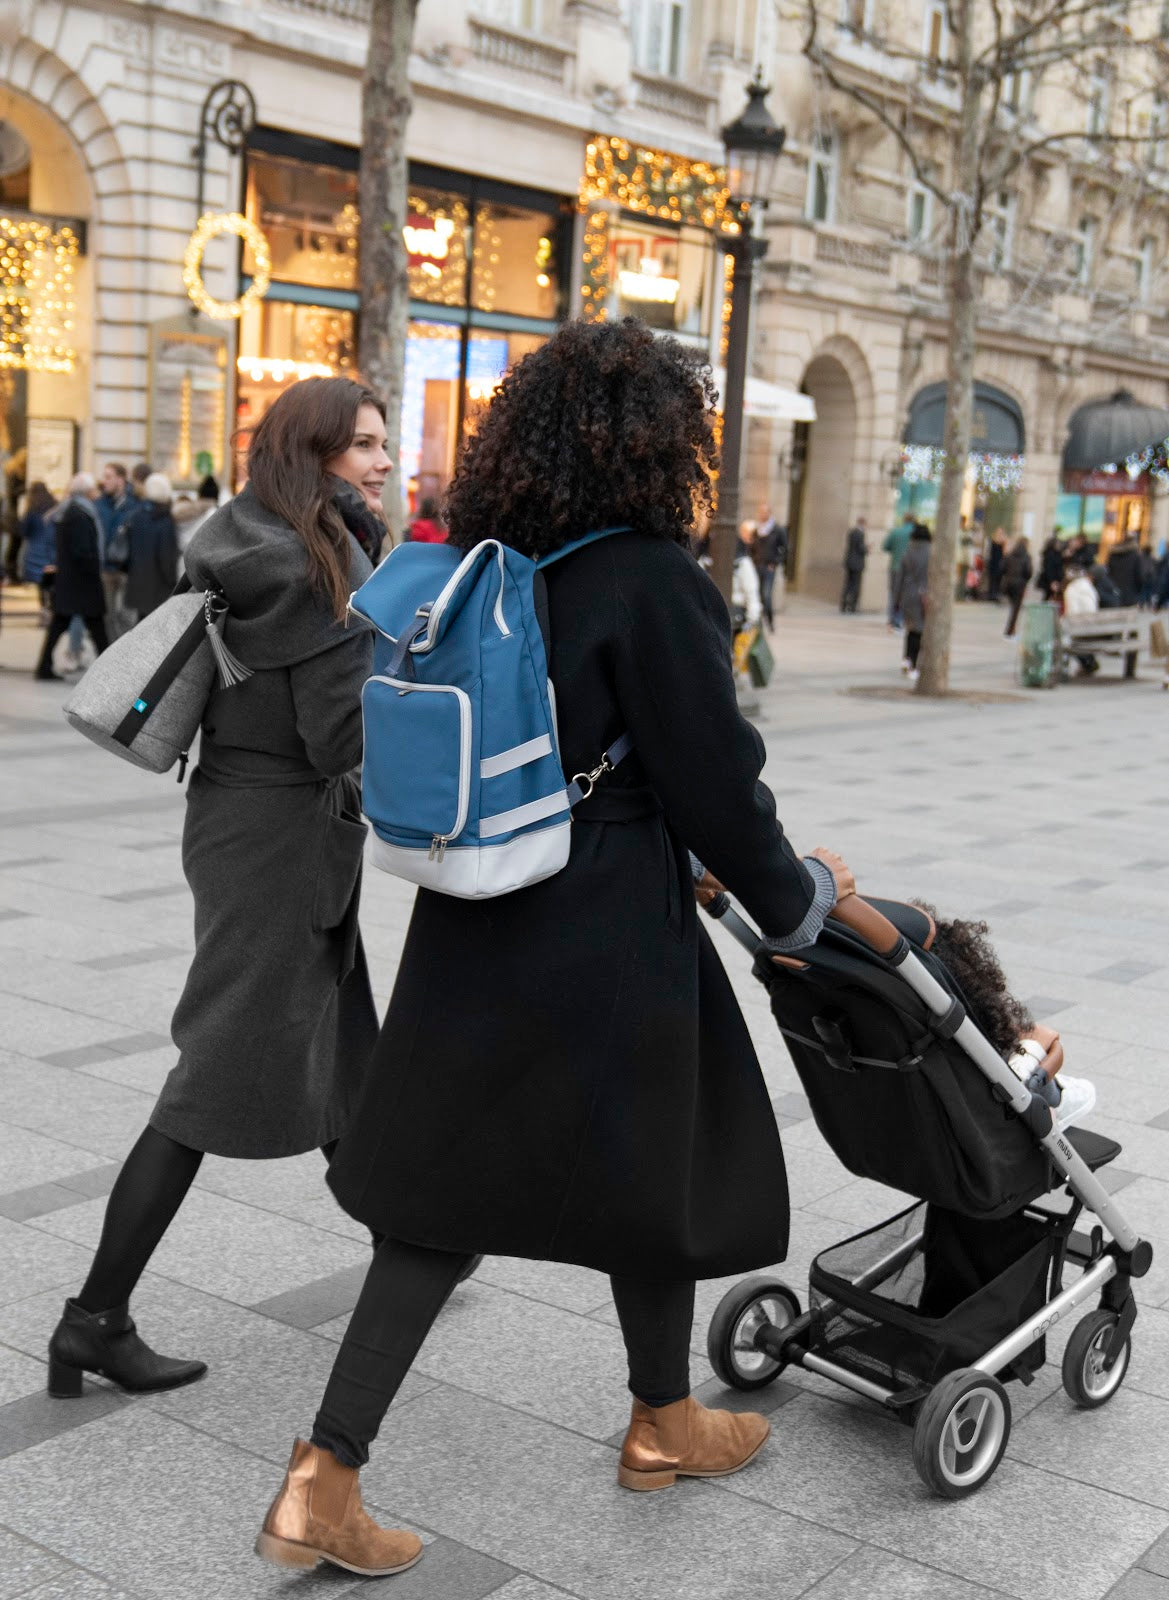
<box><xmin>129</xmin><ymin>461</ymin><xmax>152</xmax><ymax>498</ymax></box>
<box><xmin>118</xmin><ymin>473</ymin><xmax>178</xmax><ymax>622</ymax></box>
<box><xmin>17</xmin><ymin>481</ymin><xmax>57</xmax><ymax>615</ymax></box>
<box><xmin>45</xmin><ymin>377</ymin><xmax>388</xmax><ymax>1402</ymax></box>
<box><xmin>33</xmin><ymin>474</ymin><xmax>109</xmax><ymax>681</ymax></box>
<box><xmin>405</xmin><ymin>495</ymin><xmax>446</xmax><ymax>543</ymax></box>
<box><xmin>840</xmin><ymin>515</ymin><xmax>868</xmax><ymax>613</ymax></box>
<box><xmin>733</xmin><ymin>519</ymin><xmax>763</xmax><ymax>654</ymax></box>
<box><xmin>987</xmin><ymin>526</ymin><xmax>1007</xmax><ymax>602</ymax></box>
<box><xmin>1106</xmin><ymin>530</ymin><xmax>1142</xmax><ymax>607</ymax></box>
<box><xmin>754</xmin><ymin>502</ymin><xmax>787</xmax><ymax>628</ymax></box>
<box><xmin>1037</xmin><ymin>531</ymin><xmax>1065</xmax><ymax>602</ymax></box>
<box><xmin>174</xmin><ymin>474</ymin><xmax>221</xmax><ymax>577</ymax></box>
<box><xmin>96</xmin><ymin>462</ymin><xmax>131</xmax><ymax>638</ymax></box>
<box><xmin>1002</xmin><ymin>534</ymin><xmax>1033</xmax><ymax>637</ymax></box>
<box><xmin>896</xmin><ymin>522</ymin><xmax>931</xmax><ymax>683</ymax></box>
<box><xmin>881</xmin><ymin>514</ymin><xmax>912</xmax><ymax>628</ymax></box>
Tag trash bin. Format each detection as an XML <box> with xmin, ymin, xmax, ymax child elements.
<box><xmin>1018</xmin><ymin>602</ymin><xmax>1059</xmax><ymax>688</ymax></box>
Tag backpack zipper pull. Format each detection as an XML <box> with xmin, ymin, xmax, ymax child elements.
<box><xmin>429</xmin><ymin>835</ymin><xmax>448</xmax><ymax>863</ymax></box>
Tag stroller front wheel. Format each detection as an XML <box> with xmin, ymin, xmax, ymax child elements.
<box><xmin>912</xmin><ymin>1369</ymin><xmax>1011</xmax><ymax>1498</ymax></box>
<box><xmin>707</xmin><ymin>1277</ymin><xmax>801</xmax><ymax>1391</ymax></box>
<box><xmin>1061</xmin><ymin>1308</ymin><xmax>1131</xmax><ymax>1408</ymax></box>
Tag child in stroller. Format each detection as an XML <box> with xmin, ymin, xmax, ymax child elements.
<box><xmin>912</xmin><ymin>900</ymin><xmax>1095</xmax><ymax>1130</ymax></box>
<box><xmin>699</xmin><ymin>879</ymin><xmax>1152</xmax><ymax>1498</ymax></box>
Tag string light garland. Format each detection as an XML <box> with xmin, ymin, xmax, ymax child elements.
<box><xmin>0</xmin><ymin>217</ymin><xmax>79</xmax><ymax>373</ymax></box>
<box><xmin>579</xmin><ymin>137</ymin><xmax>743</xmax><ymax>325</ymax></box>
<box><xmin>183</xmin><ymin>212</ymin><xmax>271</xmax><ymax>320</ymax></box>
<box><xmin>900</xmin><ymin>444</ymin><xmax>1026</xmax><ymax>492</ymax></box>
<box><xmin>720</xmin><ymin>252</ymin><xmax>734</xmax><ymax>360</ymax></box>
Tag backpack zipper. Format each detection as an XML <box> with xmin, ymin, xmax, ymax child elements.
<box><xmin>377</xmin><ymin>676</ymin><xmax>472</xmax><ymax>856</ymax></box>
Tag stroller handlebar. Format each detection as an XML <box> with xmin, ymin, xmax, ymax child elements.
<box><xmin>828</xmin><ymin>894</ymin><xmax>903</xmax><ymax>957</ymax></box>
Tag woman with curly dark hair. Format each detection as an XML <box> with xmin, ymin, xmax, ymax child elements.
<box><xmin>255</xmin><ymin>320</ymin><xmax>852</xmax><ymax>1579</ymax></box>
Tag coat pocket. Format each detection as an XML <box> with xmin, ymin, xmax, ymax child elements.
<box><xmin>313</xmin><ymin>808</ymin><xmax>368</xmax><ymax>981</ymax></box>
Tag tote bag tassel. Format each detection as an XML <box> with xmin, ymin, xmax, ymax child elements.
<box><xmin>205</xmin><ymin>598</ymin><xmax>253</xmax><ymax>689</ymax></box>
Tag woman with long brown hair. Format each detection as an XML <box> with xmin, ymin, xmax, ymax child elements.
<box><xmin>45</xmin><ymin>377</ymin><xmax>390</xmax><ymax>1398</ymax></box>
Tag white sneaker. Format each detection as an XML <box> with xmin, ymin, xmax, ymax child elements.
<box><xmin>907</xmin><ymin>669</ymin><xmax>920</xmax><ymax>684</ymax></box>
<box><xmin>1054</xmin><ymin>1075</ymin><xmax>1096</xmax><ymax>1131</ymax></box>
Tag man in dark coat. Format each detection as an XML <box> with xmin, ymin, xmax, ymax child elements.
<box><xmin>840</xmin><ymin>516</ymin><xmax>868</xmax><ymax>612</ymax></box>
<box><xmin>1106</xmin><ymin>534</ymin><xmax>1143</xmax><ymax>607</ymax></box>
<box><xmin>753</xmin><ymin>502</ymin><xmax>787</xmax><ymax>628</ymax></box>
<box><xmin>34</xmin><ymin>473</ymin><xmax>109</xmax><ymax>680</ymax></box>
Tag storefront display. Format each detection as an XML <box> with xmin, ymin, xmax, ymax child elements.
<box><xmin>897</xmin><ymin>381</ymin><xmax>1026</xmax><ymax>543</ymax></box>
<box><xmin>235</xmin><ymin>132</ymin><xmax>572</xmax><ymax>508</ymax></box>
<box><xmin>1055</xmin><ymin>468</ymin><xmax>1149</xmax><ymax>558</ymax></box>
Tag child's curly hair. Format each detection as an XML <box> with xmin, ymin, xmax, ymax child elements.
<box><xmin>910</xmin><ymin>902</ymin><xmax>1034</xmax><ymax>1058</ymax></box>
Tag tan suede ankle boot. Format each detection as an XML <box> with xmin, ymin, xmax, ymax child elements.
<box><xmin>255</xmin><ymin>1439</ymin><xmax>423</xmax><ymax>1577</ymax></box>
<box><xmin>617</xmin><ymin>1396</ymin><xmax>770</xmax><ymax>1492</ymax></box>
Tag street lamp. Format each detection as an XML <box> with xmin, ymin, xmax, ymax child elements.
<box><xmin>709</xmin><ymin>72</ymin><xmax>786</xmax><ymax>607</ymax></box>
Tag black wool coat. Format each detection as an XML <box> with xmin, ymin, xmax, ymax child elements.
<box><xmin>122</xmin><ymin>502</ymin><xmax>179</xmax><ymax>617</ymax></box>
<box><xmin>328</xmin><ymin>531</ymin><xmax>819</xmax><ymax>1279</ymax></box>
<box><xmin>152</xmin><ymin>487</ymin><xmax>378</xmax><ymax>1158</ymax></box>
<box><xmin>50</xmin><ymin>500</ymin><xmax>104</xmax><ymax>616</ymax></box>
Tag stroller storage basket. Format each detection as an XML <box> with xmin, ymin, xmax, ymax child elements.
<box><xmin>809</xmin><ymin>1203</ymin><xmax>1058</xmax><ymax>1394</ymax></box>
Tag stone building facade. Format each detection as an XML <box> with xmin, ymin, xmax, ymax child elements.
<box><xmin>2</xmin><ymin>0</ymin><xmax>1167</xmax><ymax>602</ymax></box>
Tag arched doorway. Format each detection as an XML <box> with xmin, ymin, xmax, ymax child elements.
<box><xmin>0</xmin><ymin>86</ymin><xmax>93</xmax><ymax>534</ymax></box>
<box><xmin>898</xmin><ymin>380</ymin><xmax>1026</xmax><ymax>541</ymax></box>
<box><xmin>789</xmin><ymin>353</ymin><xmax>857</xmax><ymax>601</ymax></box>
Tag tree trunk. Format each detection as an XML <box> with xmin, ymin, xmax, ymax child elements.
<box><xmin>916</xmin><ymin>0</ymin><xmax>977</xmax><ymax>698</ymax></box>
<box><xmin>358</xmin><ymin>0</ymin><xmax>417</xmax><ymax>543</ymax></box>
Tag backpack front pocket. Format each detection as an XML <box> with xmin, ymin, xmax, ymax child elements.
<box><xmin>361</xmin><ymin>677</ymin><xmax>472</xmax><ymax>856</ymax></box>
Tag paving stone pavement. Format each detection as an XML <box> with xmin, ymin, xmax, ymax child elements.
<box><xmin>0</xmin><ymin>588</ymin><xmax>1167</xmax><ymax>1600</ymax></box>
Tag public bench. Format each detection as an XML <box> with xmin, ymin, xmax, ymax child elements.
<box><xmin>1060</xmin><ymin>608</ymin><xmax>1145</xmax><ymax>679</ymax></box>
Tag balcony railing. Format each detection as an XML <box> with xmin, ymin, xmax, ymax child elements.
<box><xmin>814</xmin><ymin>229</ymin><xmax>892</xmax><ymax>275</ymax></box>
<box><xmin>468</xmin><ymin>17</ymin><xmax>572</xmax><ymax>85</ymax></box>
<box><xmin>630</xmin><ymin>72</ymin><xmax>718</xmax><ymax>131</ymax></box>
<box><xmin>265</xmin><ymin>0</ymin><xmax>371</xmax><ymax>23</ymax></box>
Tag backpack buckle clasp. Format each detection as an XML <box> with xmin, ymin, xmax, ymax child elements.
<box><xmin>570</xmin><ymin>753</ymin><xmax>613</xmax><ymax>802</ymax></box>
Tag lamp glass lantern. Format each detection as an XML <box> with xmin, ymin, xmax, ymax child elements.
<box><xmin>721</xmin><ymin>72</ymin><xmax>786</xmax><ymax>211</ymax></box>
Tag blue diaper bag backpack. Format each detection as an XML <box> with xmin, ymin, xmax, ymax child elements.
<box><xmin>350</xmin><ymin>527</ymin><xmax>633</xmax><ymax>899</ymax></box>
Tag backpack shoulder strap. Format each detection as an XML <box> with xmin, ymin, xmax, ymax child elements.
<box><xmin>535</xmin><ymin>524</ymin><xmax>632</xmax><ymax>571</ymax></box>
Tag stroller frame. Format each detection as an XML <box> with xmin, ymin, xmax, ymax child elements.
<box><xmin>706</xmin><ymin>890</ymin><xmax>1153</xmax><ymax>1496</ymax></box>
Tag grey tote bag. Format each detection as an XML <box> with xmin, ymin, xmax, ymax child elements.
<box><xmin>63</xmin><ymin>589</ymin><xmax>250</xmax><ymax>777</ymax></box>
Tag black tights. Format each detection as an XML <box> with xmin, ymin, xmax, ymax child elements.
<box><xmin>311</xmin><ymin>1236</ymin><xmax>695</xmax><ymax>1468</ymax></box>
<box><xmin>77</xmin><ymin>1125</ymin><xmax>343</xmax><ymax>1314</ymax></box>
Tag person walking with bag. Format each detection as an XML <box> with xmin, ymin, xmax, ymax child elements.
<box><xmin>254</xmin><ymin>319</ymin><xmax>854</xmax><ymax>1580</ymax></box>
<box><xmin>45</xmin><ymin>378</ymin><xmax>390</xmax><ymax>1399</ymax></box>
<box><xmin>117</xmin><ymin>473</ymin><xmax>179</xmax><ymax>623</ymax></box>
<box><xmin>33</xmin><ymin>474</ymin><xmax>109</xmax><ymax>681</ymax></box>
<box><xmin>895</xmin><ymin>522</ymin><xmax>931</xmax><ymax>683</ymax></box>
<box><xmin>1002</xmin><ymin>534</ymin><xmax>1033</xmax><ymax>637</ymax></box>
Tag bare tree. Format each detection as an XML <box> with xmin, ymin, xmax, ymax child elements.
<box><xmin>800</xmin><ymin>0</ymin><xmax>1168</xmax><ymax>694</ymax></box>
<box><xmin>358</xmin><ymin>0</ymin><xmax>419</xmax><ymax>542</ymax></box>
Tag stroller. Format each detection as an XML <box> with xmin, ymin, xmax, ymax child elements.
<box><xmin>702</xmin><ymin>887</ymin><xmax>1153</xmax><ymax>1498</ymax></box>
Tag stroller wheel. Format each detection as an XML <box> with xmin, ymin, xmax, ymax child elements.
<box><xmin>1062</xmin><ymin>1308</ymin><xmax>1131</xmax><ymax>1408</ymax></box>
<box><xmin>707</xmin><ymin>1277</ymin><xmax>801</xmax><ymax>1391</ymax></box>
<box><xmin>912</xmin><ymin>1369</ymin><xmax>1011</xmax><ymax>1499</ymax></box>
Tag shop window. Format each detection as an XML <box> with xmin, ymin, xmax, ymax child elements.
<box><xmin>464</xmin><ymin>329</ymin><xmax>545</xmax><ymax>431</ymax></box>
<box><xmin>607</xmin><ymin>218</ymin><xmax>711</xmax><ymax>337</ymax></box>
<box><xmin>629</xmin><ymin>0</ymin><xmax>687</xmax><ymax>77</ymax></box>
<box><xmin>805</xmin><ymin>132</ymin><xmax>837</xmax><ymax>223</ymax></box>
<box><xmin>235</xmin><ymin>299</ymin><xmax>356</xmax><ymax>439</ymax></box>
<box><xmin>244</xmin><ymin>153</ymin><xmax>358</xmax><ymax>291</ymax></box>
<box><xmin>0</xmin><ymin>122</ymin><xmax>31</xmax><ymax>209</ymax></box>
<box><xmin>401</xmin><ymin>321</ymin><xmax>462</xmax><ymax>511</ymax></box>
<box><xmin>471</xmin><ymin>198</ymin><xmax>561</xmax><ymax>318</ymax></box>
<box><xmin>406</xmin><ymin>186</ymin><xmax>470</xmax><ymax>307</ymax></box>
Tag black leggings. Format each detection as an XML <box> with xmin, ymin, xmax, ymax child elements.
<box><xmin>77</xmin><ymin>1125</ymin><xmax>343</xmax><ymax>1314</ymax></box>
<box><xmin>905</xmin><ymin>628</ymin><xmax>923</xmax><ymax>669</ymax></box>
<box><xmin>311</xmin><ymin>1236</ymin><xmax>696</xmax><ymax>1468</ymax></box>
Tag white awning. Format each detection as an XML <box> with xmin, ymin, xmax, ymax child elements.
<box><xmin>712</xmin><ymin>370</ymin><xmax>817</xmax><ymax>422</ymax></box>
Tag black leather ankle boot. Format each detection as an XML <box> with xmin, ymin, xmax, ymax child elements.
<box><xmin>47</xmin><ymin>1299</ymin><xmax>208</xmax><ymax>1397</ymax></box>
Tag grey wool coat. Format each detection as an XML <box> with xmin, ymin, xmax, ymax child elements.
<box><xmin>150</xmin><ymin>485</ymin><xmax>378</xmax><ymax>1158</ymax></box>
<box><xmin>896</xmin><ymin>536</ymin><xmax>931</xmax><ymax>633</ymax></box>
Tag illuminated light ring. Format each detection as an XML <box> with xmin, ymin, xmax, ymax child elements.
<box><xmin>183</xmin><ymin>212</ymin><xmax>270</xmax><ymax>320</ymax></box>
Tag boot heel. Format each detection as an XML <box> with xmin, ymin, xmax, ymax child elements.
<box><xmin>254</xmin><ymin>1532</ymin><xmax>321</xmax><ymax>1570</ymax></box>
<box><xmin>47</xmin><ymin>1356</ymin><xmax>84</xmax><ymax>1398</ymax></box>
<box><xmin>617</xmin><ymin>1462</ymin><xmax>677</xmax><ymax>1492</ymax></box>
